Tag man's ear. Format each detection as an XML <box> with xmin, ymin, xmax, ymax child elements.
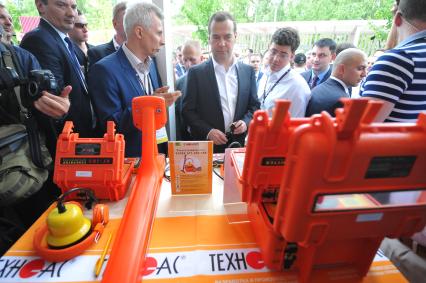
<box><xmin>331</xmin><ymin>53</ymin><xmax>337</xmax><ymax>61</ymax></box>
<box><xmin>135</xmin><ymin>26</ymin><xmax>144</xmax><ymax>39</ymax></box>
<box><xmin>35</xmin><ymin>0</ymin><xmax>45</xmax><ymax>15</ymax></box>
<box><xmin>394</xmin><ymin>12</ymin><xmax>403</xmax><ymax>27</ymax></box>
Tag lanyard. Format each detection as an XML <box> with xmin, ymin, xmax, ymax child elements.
<box><xmin>262</xmin><ymin>68</ymin><xmax>291</xmax><ymax>105</ymax></box>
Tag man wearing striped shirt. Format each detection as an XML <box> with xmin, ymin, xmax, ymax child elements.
<box><xmin>361</xmin><ymin>0</ymin><xmax>426</xmax><ymax>123</ymax></box>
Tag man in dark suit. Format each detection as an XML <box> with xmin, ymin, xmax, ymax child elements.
<box><xmin>89</xmin><ymin>2</ymin><xmax>180</xmax><ymax>157</ymax></box>
<box><xmin>301</xmin><ymin>38</ymin><xmax>336</xmax><ymax>90</ymax></box>
<box><xmin>306</xmin><ymin>48</ymin><xmax>367</xmax><ymax>117</ymax></box>
<box><xmin>88</xmin><ymin>1</ymin><xmax>126</xmax><ymax>66</ymax></box>
<box><xmin>175</xmin><ymin>40</ymin><xmax>203</xmax><ymax>140</ymax></box>
<box><xmin>182</xmin><ymin>11</ymin><xmax>260</xmax><ymax>153</ymax></box>
<box><xmin>69</xmin><ymin>10</ymin><xmax>93</xmax><ymax>78</ymax></box>
<box><xmin>20</xmin><ymin>0</ymin><xmax>95</xmax><ymax>153</ymax></box>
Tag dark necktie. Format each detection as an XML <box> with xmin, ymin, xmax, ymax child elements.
<box><xmin>64</xmin><ymin>37</ymin><xmax>96</xmax><ymax>128</ymax></box>
<box><xmin>64</xmin><ymin>37</ymin><xmax>87</xmax><ymax>92</ymax></box>
<box><xmin>310</xmin><ymin>75</ymin><xmax>319</xmax><ymax>89</ymax></box>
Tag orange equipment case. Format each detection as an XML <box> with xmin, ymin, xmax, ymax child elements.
<box><xmin>53</xmin><ymin>121</ymin><xmax>133</xmax><ymax>201</ymax></box>
<box><xmin>233</xmin><ymin>99</ymin><xmax>426</xmax><ymax>283</ymax></box>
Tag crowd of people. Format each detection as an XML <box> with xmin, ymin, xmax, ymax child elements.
<box><xmin>0</xmin><ymin>0</ymin><xmax>425</xmax><ymax>281</ymax></box>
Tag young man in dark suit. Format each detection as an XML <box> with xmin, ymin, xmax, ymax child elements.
<box><xmin>182</xmin><ymin>11</ymin><xmax>260</xmax><ymax>153</ymax></box>
<box><xmin>301</xmin><ymin>38</ymin><xmax>336</xmax><ymax>90</ymax></box>
<box><xmin>20</xmin><ymin>0</ymin><xmax>96</xmax><ymax>148</ymax></box>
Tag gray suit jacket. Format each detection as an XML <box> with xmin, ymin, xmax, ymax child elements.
<box><xmin>305</xmin><ymin>78</ymin><xmax>348</xmax><ymax>117</ymax></box>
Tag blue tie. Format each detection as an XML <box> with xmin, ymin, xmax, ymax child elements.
<box><xmin>64</xmin><ymin>37</ymin><xmax>87</xmax><ymax>92</ymax></box>
<box><xmin>64</xmin><ymin>37</ymin><xmax>96</xmax><ymax>128</ymax></box>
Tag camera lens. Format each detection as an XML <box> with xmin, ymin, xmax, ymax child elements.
<box><xmin>28</xmin><ymin>80</ymin><xmax>39</xmax><ymax>98</ymax></box>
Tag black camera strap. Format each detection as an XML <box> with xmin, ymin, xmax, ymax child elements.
<box><xmin>1</xmin><ymin>44</ymin><xmax>49</xmax><ymax>169</ymax></box>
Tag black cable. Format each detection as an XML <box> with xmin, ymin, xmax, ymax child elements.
<box><xmin>56</xmin><ymin>188</ymin><xmax>97</xmax><ymax>213</ymax></box>
<box><xmin>213</xmin><ymin>168</ymin><xmax>224</xmax><ymax>180</ymax></box>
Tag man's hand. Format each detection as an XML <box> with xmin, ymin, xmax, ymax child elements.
<box><xmin>153</xmin><ymin>86</ymin><xmax>181</xmax><ymax>107</ymax></box>
<box><xmin>232</xmin><ymin>120</ymin><xmax>247</xmax><ymax>135</ymax></box>
<box><xmin>207</xmin><ymin>129</ymin><xmax>228</xmax><ymax>145</ymax></box>
<box><xmin>33</xmin><ymin>85</ymin><xmax>71</xmax><ymax>119</ymax></box>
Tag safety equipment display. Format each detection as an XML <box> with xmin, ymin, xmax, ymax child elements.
<box><xmin>33</xmin><ymin>188</ymin><xmax>109</xmax><ymax>262</ymax></box>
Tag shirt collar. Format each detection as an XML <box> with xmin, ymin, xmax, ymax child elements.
<box><xmin>266</xmin><ymin>64</ymin><xmax>291</xmax><ymax>79</ymax></box>
<box><xmin>112</xmin><ymin>36</ymin><xmax>121</xmax><ymax>51</ymax></box>
<box><xmin>312</xmin><ymin>65</ymin><xmax>330</xmax><ymax>81</ymax></box>
<box><xmin>396</xmin><ymin>29</ymin><xmax>426</xmax><ymax>48</ymax></box>
<box><xmin>330</xmin><ymin>76</ymin><xmax>350</xmax><ymax>95</ymax></box>
<box><xmin>122</xmin><ymin>43</ymin><xmax>152</xmax><ymax>75</ymax></box>
<box><xmin>212</xmin><ymin>56</ymin><xmax>237</xmax><ymax>73</ymax></box>
<box><xmin>42</xmin><ymin>17</ymin><xmax>67</xmax><ymax>41</ymax></box>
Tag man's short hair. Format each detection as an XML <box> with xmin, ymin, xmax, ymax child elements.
<box><xmin>399</xmin><ymin>0</ymin><xmax>426</xmax><ymax>22</ymax></box>
<box><xmin>314</xmin><ymin>38</ymin><xmax>337</xmax><ymax>54</ymax></box>
<box><xmin>208</xmin><ymin>11</ymin><xmax>236</xmax><ymax>35</ymax></box>
<box><xmin>183</xmin><ymin>40</ymin><xmax>201</xmax><ymax>53</ymax></box>
<box><xmin>336</xmin><ymin>42</ymin><xmax>356</xmax><ymax>55</ymax></box>
<box><xmin>270</xmin><ymin>27</ymin><xmax>300</xmax><ymax>52</ymax></box>
<box><xmin>124</xmin><ymin>2</ymin><xmax>163</xmax><ymax>37</ymax></box>
<box><xmin>294</xmin><ymin>53</ymin><xmax>306</xmax><ymax>65</ymax></box>
<box><xmin>249</xmin><ymin>53</ymin><xmax>262</xmax><ymax>60</ymax></box>
<box><xmin>113</xmin><ymin>1</ymin><xmax>127</xmax><ymax>20</ymax></box>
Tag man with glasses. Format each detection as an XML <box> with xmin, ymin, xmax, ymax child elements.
<box><xmin>360</xmin><ymin>0</ymin><xmax>426</xmax><ymax>281</ymax></box>
<box><xmin>257</xmin><ymin>27</ymin><xmax>310</xmax><ymax>117</ymax></box>
<box><xmin>301</xmin><ymin>38</ymin><xmax>336</xmax><ymax>90</ymax></box>
<box><xmin>69</xmin><ymin>10</ymin><xmax>92</xmax><ymax>78</ymax></box>
<box><xmin>182</xmin><ymin>11</ymin><xmax>259</xmax><ymax>153</ymax></box>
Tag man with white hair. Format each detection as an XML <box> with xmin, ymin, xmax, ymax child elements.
<box><xmin>306</xmin><ymin>48</ymin><xmax>367</xmax><ymax>116</ymax></box>
<box><xmin>88</xmin><ymin>1</ymin><xmax>180</xmax><ymax>157</ymax></box>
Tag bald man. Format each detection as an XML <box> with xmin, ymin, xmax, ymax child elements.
<box><xmin>175</xmin><ymin>40</ymin><xmax>203</xmax><ymax>140</ymax></box>
<box><xmin>306</xmin><ymin>48</ymin><xmax>367</xmax><ymax>116</ymax></box>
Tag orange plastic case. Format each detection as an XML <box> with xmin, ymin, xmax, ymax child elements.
<box><xmin>236</xmin><ymin>99</ymin><xmax>426</xmax><ymax>283</ymax></box>
<box><xmin>53</xmin><ymin>121</ymin><xmax>133</xmax><ymax>201</ymax></box>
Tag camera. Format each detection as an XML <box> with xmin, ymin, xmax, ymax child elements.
<box><xmin>27</xmin><ymin>70</ymin><xmax>59</xmax><ymax>101</ymax></box>
<box><xmin>0</xmin><ymin>67</ymin><xmax>58</xmax><ymax>102</ymax></box>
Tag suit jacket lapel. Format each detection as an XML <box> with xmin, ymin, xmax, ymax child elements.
<box><xmin>234</xmin><ymin>62</ymin><xmax>243</xmax><ymax>121</ymax></box>
<box><xmin>117</xmin><ymin>48</ymin><xmax>145</xmax><ymax>96</ymax></box>
<box><xmin>206</xmin><ymin>59</ymin><xmax>222</xmax><ymax>112</ymax></box>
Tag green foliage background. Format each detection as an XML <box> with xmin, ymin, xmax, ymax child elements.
<box><xmin>5</xmin><ymin>0</ymin><xmax>394</xmax><ymax>45</ymax></box>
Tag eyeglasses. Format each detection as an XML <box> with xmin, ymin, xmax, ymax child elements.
<box><xmin>268</xmin><ymin>48</ymin><xmax>290</xmax><ymax>60</ymax></box>
<box><xmin>74</xmin><ymin>23</ymin><xmax>88</xmax><ymax>29</ymax></box>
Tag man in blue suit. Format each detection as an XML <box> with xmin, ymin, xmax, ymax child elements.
<box><xmin>301</xmin><ymin>38</ymin><xmax>336</xmax><ymax>90</ymax></box>
<box><xmin>182</xmin><ymin>11</ymin><xmax>260</xmax><ymax>153</ymax></box>
<box><xmin>89</xmin><ymin>2</ymin><xmax>180</xmax><ymax>157</ymax></box>
<box><xmin>20</xmin><ymin>0</ymin><xmax>96</xmax><ymax>149</ymax></box>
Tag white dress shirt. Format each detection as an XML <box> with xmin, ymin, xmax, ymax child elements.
<box><xmin>212</xmin><ymin>57</ymin><xmax>239</xmax><ymax>132</ymax></box>
<box><xmin>257</xmin><ymin>64</ymin><xmax>311</xmax><ymax>117</ymax></box>
<box><xmin>122</xmin><ymin>43</ymin><xmax>153</xmax><ymax>95</ymax></box>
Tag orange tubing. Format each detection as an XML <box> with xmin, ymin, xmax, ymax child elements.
<box><xmin>102</xmin><ymin>96</ymin><xmax>166</xmax><ymax>282</ymax></box>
